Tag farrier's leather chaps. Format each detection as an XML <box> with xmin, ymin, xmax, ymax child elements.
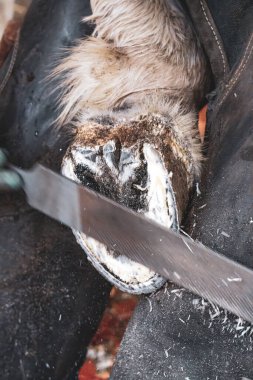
<box><xmin>111</xmin><ymin>1</ymin><xmax>253</xmax><ymax>379</ymax></box>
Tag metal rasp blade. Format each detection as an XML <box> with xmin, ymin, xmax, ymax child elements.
<box><xmin>14</xmin><ymin>164</ymin><xmax>253</xmax><ymax>323</ymax></box>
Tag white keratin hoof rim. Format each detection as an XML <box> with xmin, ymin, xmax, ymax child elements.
<box><xmin>62</xmin><ymin>143</ymin><xmax>177</xmax><ymax>293</ymax></box>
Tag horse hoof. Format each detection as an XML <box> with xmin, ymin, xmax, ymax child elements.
<box><xmin>62</xmin><ymin>113</ymin><xmax>200</xmax><ymax>294</ymax></box>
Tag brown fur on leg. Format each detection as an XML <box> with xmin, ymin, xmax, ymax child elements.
<box><xmin>54</xmin><ymin>0</ymin><xmax>209</xmax><ymax>129</ymax></box>
<box><xmin>0</xmin><ymin>0</ymin><xmax>14</xmax><ymax>41</ymax></box>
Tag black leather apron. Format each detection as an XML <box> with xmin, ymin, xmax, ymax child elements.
<box><xmin>111</xmin><ymin>1</ymin><xmax>253</xmax><ymax>379</ymax></box>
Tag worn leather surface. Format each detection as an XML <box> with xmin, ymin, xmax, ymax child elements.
<box><xmin>111</xmin><ymin>1</ymin><xmax>253</xmax><ymax>379</ymax></box>
<box><xmin>0</xmin><ymin>1</ymin><xmax>112</xmax><ymax>379</ymax></box>
<box><xmin>183</xmin><ymin>0</ymin><xmax>253</xmax><ymax>83</ymax></box>
<box><xmin>207</xmin><ymin>0</ymin><xmax>253</xmax><ymax>68</ymax></box>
